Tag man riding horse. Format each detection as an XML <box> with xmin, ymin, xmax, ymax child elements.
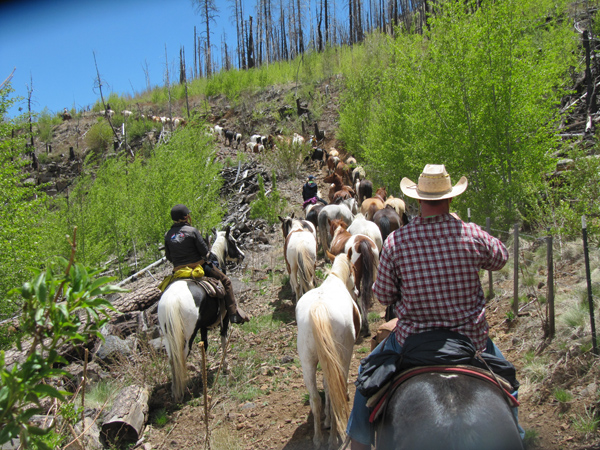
<box><xmin>164</xmin><ymin>204</ymin><xmax>249</xmax><ymax>324</ymax></box>
<box><xmin>346</xmin><ymin>165</ymin><xmax>523</xmax><ymax>449</ymax></box>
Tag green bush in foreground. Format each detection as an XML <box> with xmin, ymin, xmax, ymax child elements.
<box><xmin>0</xmin><ymin>231</ymin><xmax>126</xmax><ymax>449</ymax></box>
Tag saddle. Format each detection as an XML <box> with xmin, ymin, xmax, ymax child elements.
<box><xmin>367</xmin><ymin>365</ymin><xmax>519</xmax><ymax>424</ymax></box>
<box><xmin>302</xmin><ymin>197</ymin><xmax>318</xmax><ymax>209</ymax></box>
<box><xmin>356</xmin><ymin>329</ymin><xmax>520</xmax><ymax>423</ymax></box>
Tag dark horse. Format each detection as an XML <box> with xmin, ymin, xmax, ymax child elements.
<box><xmin>376</xmin><ymin>372</ymin><xmax>524</xmax><ymax>450</ymax></box>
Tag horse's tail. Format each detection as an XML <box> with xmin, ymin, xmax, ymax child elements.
<box><xmin>379</xmin><ymin>215</ymin><xmax>391</xmax><ymax>242</ymax></box>
<box><xmin>297</xmin><ymin>243</ymin><xmax>317</xmax><ymax>295</ymax></box>
<box><xmin>158</xmin><ymin>290</ymin><xmax>188</xmax><ymax>402</ymax></box>
<box><xmin>318</xmin><ymin>211</ymin><xmax>330</xmax><ymax>254</ymax></box>
<box><xmin>309</xmin><ymin>302</ymin><xmax>349</xmax><ymax>441</ymax></box>
<box><xmin>358</xmin><ymin>239</ymin><xmax>378</xmax><ymax>311</ymax></box>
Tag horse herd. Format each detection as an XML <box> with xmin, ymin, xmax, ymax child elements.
<box><xmin>156</xmin><ymin>152</ymin><xmax>524</xmax><ymax>449</ymax></box>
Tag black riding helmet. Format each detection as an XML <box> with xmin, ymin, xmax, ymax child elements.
<box><xmin>171</xmin><ymin>204</ymin><xmax>190</xmax><ymax>221</ymax></box>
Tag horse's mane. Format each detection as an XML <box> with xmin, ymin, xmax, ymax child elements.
<box><xmin>211</xmin><ymin>233</ymin><xmax>227</xmax><ymax>267</ymax></box>
<box><xmin>330</xmin><ymin>254</ymin><xmax>352</xmax><ymax>283</ymax></box>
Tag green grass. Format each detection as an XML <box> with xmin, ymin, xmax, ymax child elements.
<box><xmin>368</xmin><ymin>311</ymin><xmax>380</xmax><ymax>323</ymax></box>
<box><xmin>573</xmin><ymin>406</ymin><xmax>600</xmax><ymax>436</ymax></box>
<box><xmin>553</xmin><ymin>388</ymin><xmax>573</xmax><ymax>403</ymax></box>
<box><xmin>523</xmin><ymin>429</ymin><xmax>539</xmax><ymax>448</ymax></box>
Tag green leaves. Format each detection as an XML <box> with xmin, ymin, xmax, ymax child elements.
<box><xmin>0</xmin><ymin>252</ymin><xmax>125</xmax><ymax>448</ymax></box>
<box><xmin>339</xmin><ymin>0</ymin><xmax>577</xmax><ymax>228</ymax></box>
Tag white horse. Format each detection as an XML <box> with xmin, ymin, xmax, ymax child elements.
<box><xmin>296</xmin><ymin>253</ymin><xmax>361</xmax><ymax>449</ymax></box>
<box><xmin>279</xmin><ymin>215</ymin><xmax>318</xmax><ymax>302</ymax></box>
<box><xmin>347</xmin><ymin>213</ymin><xmax>383</xmax><ymax>252</ymax></box>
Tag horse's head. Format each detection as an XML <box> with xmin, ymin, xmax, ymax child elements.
<box><xmin>279</xmin><ymin>214</ymin><xmax>295</xmax><ymax>238</ymax></box>
<box><xmin>329</xmin><ymin>219</ymin><xmax>348</xmax><ymax>237</ymax></box>
<box><xmin>375</xmin><ymin>187</ymin><xmax>387</xmax><ymax>202</ymax></box>
<box><xmin>224</xmin><ymin>226</ymin><xmax>245</xmax><ymax>264</ymax></box>
<box><xmin>323</xmin><ymin>172</ymin><xmax>337</xmax><ymax>184</ymax></box>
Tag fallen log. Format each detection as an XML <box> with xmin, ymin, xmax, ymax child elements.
<box><xmin>109</xmin><ymin>284</ymin><xmax>162</xmax><ymax>316</ymax></box>
<box><xmin>100</xmin><ymin>385</ymin><xmax>149</xmax><ymax>448</ymax></box>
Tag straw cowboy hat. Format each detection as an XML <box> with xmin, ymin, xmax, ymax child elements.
<box><xmin>400</xmin><ymin>164</ymin><xmax>468</xmax><ymax>200</ymax></box>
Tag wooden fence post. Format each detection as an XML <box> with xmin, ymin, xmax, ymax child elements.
<box><xmin>547</xmin><ymin>228</ymin><xmax>555</xmax><ymax>339</ymax></box>
<box><xmin>513</xmin><ymin>224</ymin><xmax>519</xmax><ymax>317</ymax></box>
<box><xmin>582</xmin><ymin>216</ymin><xmax>598</xmax><ymax>355</ymax></box>
<box><xmin>486</xmin><ymin>217</ymin><xmax>494</xmax><ymax>299</ymax></box>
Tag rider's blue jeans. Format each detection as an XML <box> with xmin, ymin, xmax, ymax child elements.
<box><xmin>345</xmin><ymin>335</ymin><xmax>525</xmax><ymax>445</ymax></box>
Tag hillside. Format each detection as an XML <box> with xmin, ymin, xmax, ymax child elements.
<box><xmin>13</xmin><ymin>72</ymin><xmax>599</xmax><ymax>450</ymax></box>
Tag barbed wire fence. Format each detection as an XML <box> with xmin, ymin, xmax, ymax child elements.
<box><xmin>472</xmin><ymin>211</ymin><xmax>599</xmax><ymax>354</ymax></box>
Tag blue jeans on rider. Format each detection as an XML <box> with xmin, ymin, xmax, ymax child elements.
<box><xmin>346</xmin><ymin>335</ymin><xmax>525</xmax><ymax>446</ymax></box>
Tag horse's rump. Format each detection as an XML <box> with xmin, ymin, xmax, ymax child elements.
<box><xmin>376</xmin><ymin>371</ymin><xmax>523</xmax><ymax>450</ymax></box>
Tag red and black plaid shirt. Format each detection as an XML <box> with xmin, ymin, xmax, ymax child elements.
<box><xmin>373</xmin><ymin>214</ymin><xmax>508</xmax><ymax>351</ymax></box>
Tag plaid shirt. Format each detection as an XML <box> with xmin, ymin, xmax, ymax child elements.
<box><xmin>373</xmin><ymin>214</ymin><xmax>508</xmax><ymax>351</ymax></box>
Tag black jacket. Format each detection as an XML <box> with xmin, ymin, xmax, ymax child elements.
<box><xmin>302</xmin><ymin>181</ymin><xmax>318</xmax><ymax>201</ymax></box>
<box><xmin>164</xmin><ymin>222</ymin><xmax>210</xmax><ymax>267</ymax></box>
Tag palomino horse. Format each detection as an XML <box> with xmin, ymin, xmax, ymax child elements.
<box><xmin>384</xmin><ymin>195</ymin><xmax>406</xmax><ymax>218</ymax></box>
<box><xmin>317</xmin><ymin>203</ymin><xmax>355</xmax><ymax>254</ymax></box>
<box><xmin>361</xmin><ymin>186</ymin><xmax>387</xmax><ymax>220</ymax></box>
<box><xmin>279</xmin><ymin>214</ymin><xmax>317</xmax><ymax>302</ymax></box>
<box><xmin>347</xmin><ymin>213</ymin><xmax>383</xmax><ymax>252</ymax></box>
<box><xmin>158</xmin><ymin>280</ymin><xmax>228</xmax><ymax>402</ymax></box>
<box><xmin>376</xmin><ymin>372</ymin><xmax>524</xmax><ymax>449</ymax></box>
<box><xmin>209</xmin><ymin>225</ymin><xmax>246</xmax><ymax>274</ymax></box>
<box><xmin>296</xmin><ymin>253</ymin><xmax>361</xmax><ymax>449</ymax></box>
<box><xmin>326</xmin><ymin>220</ymin><xmax>379</xmax><ymax>337</ymax></box>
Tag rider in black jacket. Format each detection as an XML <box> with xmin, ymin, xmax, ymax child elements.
<box><xmin>164</xmin><ymin>204</ymin><xmax>249</xmax><ymax>323</ymax></box>
<box><xmin>302</xmin><ymin>175</ymin><xmax>327</xmax><ymax>205</ymax></box>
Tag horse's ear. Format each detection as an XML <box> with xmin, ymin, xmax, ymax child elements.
<box><xmin>278</xmin><ymin>216</ymin><xmax>285</xmax><ymax>223</ymax></box>
<box><xmin>325</xmin><ymin>250</ymin><xmax>336</xmax><ymax>263</ymax></box>
<box><xmin>291</xmin><ymin>212</ymin><xmax>295</xmax><ymax>219</ymax></box>
<box><xmin>225</xmin><ymin>225</ymin><xmax>231</xmax><ymax>236</ymax></box>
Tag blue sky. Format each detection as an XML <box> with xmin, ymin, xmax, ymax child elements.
<box><xmin>0</xmin><ymin>0</ymin><xmax>256</xmax><ymax>117</ymax></box>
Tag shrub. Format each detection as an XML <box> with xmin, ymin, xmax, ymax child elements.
<box><xmin>249</xmin><ymin>172</ymin><xmax>287</xmax><ymax>225</ymax></box>
<box><xmin>0</xmin><ymin>238</ymin><xmax>126</xmax><ymax>449</ymax></box>
<box><xmin>85</xmin><ymin>121</ymin><xmax>114</xmax><ymax>157</ymax></box>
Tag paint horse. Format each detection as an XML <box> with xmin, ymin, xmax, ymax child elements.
<box><xmin>279</xmin><ymin>214</ymin><xmax>318</xmax><ymax>302</ymax></box>
<box><xmin>327</xmin><ymin>219</ymin><xmax>379</xmax><ymax>336</ymax></box>
<box><xmin>296</xmin><ymin>253</ymin><xmax>361</xmax><ymax>449</ymax></box>
<box><xmin>158</xmin><ymin>226</ymin><xmax>245</xmax><ymax>402</ymax></box>
<box><xmin>209</xmin><ymin>225</ymin><xmax>246</xmax><ymax>274</ymax></box>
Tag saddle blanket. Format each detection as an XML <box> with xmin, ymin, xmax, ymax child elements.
<box><xmin>368</xmin><ymin>365</ymin><xmax>520</xmax><ymax>424</ymax></box>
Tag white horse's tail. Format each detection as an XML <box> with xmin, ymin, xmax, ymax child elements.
<box><xmin>159</xmin><ymin>292</ymin><xmax>188</xmax><ymax>402</ymax></box>
<box><xmin>309</xmin><ymin>302</ymin><xmax>349</xmax><ymax>442</ymax></box>
<box><xmin>297</xmin><ymin>244</ymin><xmax>316</xmax><ymax>295</ymax></box>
